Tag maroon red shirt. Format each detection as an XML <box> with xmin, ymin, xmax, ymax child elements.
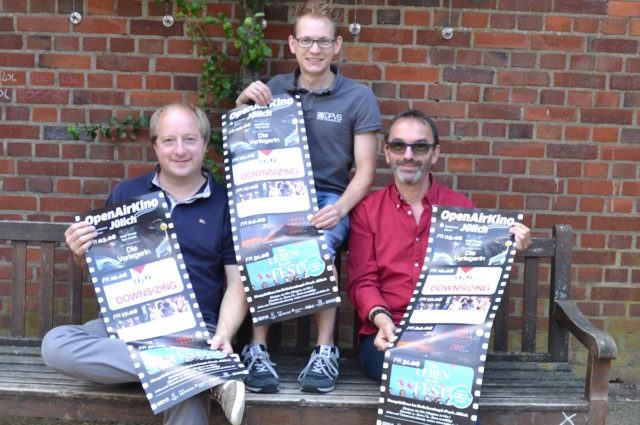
<box><xmin>347</xmin><ymin>175</ymin><xmax>475</xmax><ymax>338</ymax></box>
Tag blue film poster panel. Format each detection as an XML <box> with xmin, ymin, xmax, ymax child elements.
<box><xmin>222</xmin><ymin>94</ymin><xmax>339</xmax><ymax>325</ymax></box>
<box><xmin>378</xmin><ymin>206</ymin><xmax>522</xmax><ymax>425</ymax></box>
<box><xmin>79</xmin><ymin>191</ymin><xmax>246</xmax><ymax>415</ymax></box>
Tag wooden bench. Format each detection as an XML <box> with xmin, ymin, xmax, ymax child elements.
<box><xmin>0</xmin><ymin>220</ymin><xmax>617</xmax><ymax>424</ymax></box>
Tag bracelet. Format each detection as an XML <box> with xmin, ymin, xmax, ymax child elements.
<box><xmin>370</xmin><ymin>308</ymin><xmax>393</xmax><ymax>328</ymax></box>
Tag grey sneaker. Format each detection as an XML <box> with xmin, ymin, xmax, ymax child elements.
<box><xmin>211</xmin><ymin>380</ymin><xmax>245</xmax><ymax>425</ymax></box>
<box><xmin>298</xmin><ymin>345</ymin><xmax>339</xmax><ymax>393</ymax></box>
<box><xmin>241</xmin><ymin>344</ymin><xmax>279</xmax><ymax>393</ymax></box>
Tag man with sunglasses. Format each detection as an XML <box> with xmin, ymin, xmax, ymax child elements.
<box><xmin>347</xmin><ymin>110</ymin><xmax>531</xmax><ymax>382</ymax></box>
<box><xmin>235</xmin><ymin>1</ymin><xmax>381</xmax><ymax>394</ymax></box>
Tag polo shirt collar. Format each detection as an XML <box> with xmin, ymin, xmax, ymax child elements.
<box><xmin>288</xmin><ymin>64</ymin><xmax>343</xmax><ymax>95</ymax></box>
<box><xmin>150</xmin><ymin>165</ymin><xmax>212</xmax><ymax>211</ymax></box>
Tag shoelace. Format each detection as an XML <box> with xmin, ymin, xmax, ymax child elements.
<box><xmin>245</xmin><ymin>350</ymin><xmax>278</xmax><ymax>377</ymax></box>
<box><xmin>298</xmin><ymin>352</ymin><xmax>338</xmax><ymax>380</ymax></box>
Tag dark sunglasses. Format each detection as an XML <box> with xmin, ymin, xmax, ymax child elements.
<box><xmin>387</xmin><ymin>139</ymin><xmax>435</xmax><ymax>155</ymax></box>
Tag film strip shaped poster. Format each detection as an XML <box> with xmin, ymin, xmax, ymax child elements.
<box><xmin>79</xmin><ymin>191</ymin><xmax>246</xmax><ymax>415</ymax></box>
<box><xmin>377</xmin><ymin>206</ymin><xmax>523</xmax><ymax>425</ymax></box>
<box><xmin>222</xmin><ymin>93</ymin><xmax>339</xmax><ymax>326</ymax></box>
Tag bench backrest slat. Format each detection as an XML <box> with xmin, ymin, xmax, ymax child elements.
<box><xmin>522</xmin><ymin>256</ymin><xmax>539</xmax><ymax>352</ymax></box>
<box><xmin>39</xmin><ymin>242</ymin><xmax>55</xmax><ymax>339</ymax></box>
<box><xmin>11</xmin><ymin>241</ymin><xmax>27</xmax><ymax>337</ymax></box>
<box><xmin>549</xmin><ymin>224</ymin><xmax>571</xmax><ymax>362</ymax></box>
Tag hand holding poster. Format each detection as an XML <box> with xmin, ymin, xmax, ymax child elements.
<box><xmin>378</xmin><ymin>206</ymin><xmax>523</xmax><ymax>425</ymax></box>
<box><xmin>79</xmin><ymin>191</ymin><xmax>246</xmax><ymax>414</ymax></box>
<box><xmin>222</xmin><ymin>94</ymin><xmax>340</xmax><ymax>325</ymax></box>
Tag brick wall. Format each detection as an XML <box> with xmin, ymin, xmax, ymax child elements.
<box><xmin>0</xmin><ymin>0</ymin><xmax>638</xmax><ymax>382</ymax></box>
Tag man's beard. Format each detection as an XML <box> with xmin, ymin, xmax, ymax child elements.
<box><xmin>392</xmin><ymin>159</ymin><xmax>429</xmax><ymax>185</ymax></box>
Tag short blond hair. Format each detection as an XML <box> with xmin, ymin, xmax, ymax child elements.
<box><xmin>290</xmin><ymin>1</ymin><xmax>341</xmax><ymax>37</ymax></box>
<box><xmin>149</xmin><ymin>103</ymin><xmax>210</xmax><ymax>144</ymax></box>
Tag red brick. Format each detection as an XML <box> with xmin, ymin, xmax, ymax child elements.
<box><xmin>592</xmin><ymin>216</ymin><xmax>640</xmax><ymax>232</ymax></box>
<box><xmin>457</xmin><ymin>86</ymin><xmax>480</xmax><ymax>102</ymax></box>
<box><xmin>475</xmin><ymin>158</ymin><xmax>499</xmax><ymax>173</ymax></box>
<box><xmin>469</xmin><ymin>104</ymin><xmax>520</xmax><ymax>120</ymax></box>
<box><xmin>531</xmin><ymin>34</ymin><xmax>584</xmax><ymax>51</ymax></box>
<box><xmin>592</xmin><ymin>287</ymin><xmax>640</xmax><ymax>301</ymax></box>
<box><xmin>18</xmin><ymin>160</ymin><xmax>69</xmax><ymax>176</ymax></box>
<box><xmin>568</xmin><ymin>180</ymin><xmax>614</xmax><ymax>195</ymax></box>
<box><xmin>513</xmin><ymin>177</ymin><xmax>563</xmax><ymax>193</ymax></box>
<box><xmin>146</xmin><ymin>75</ymin><xmax>172</xmax><ymax>90</ymax></box>
<box><xmin>472</xmin><ymin>193</ymin><xmax>498</xmax><ymax>208</ymax></box>
<box><xmin>405</xmin><ymin>10</ymin><xmax>430</xmax><ymax>26</ymax></box>
<box><xmin>577</xmin><ymin>267</ymin><xmax>602</xmax><ymax>283</ymax></box>
<box><xmin>600</xmin><ymin>146</ymin><xmax>640</xmax><ymax>161</ymax></box>
<box><xmin>75</xmin><ymin>18</ymin><xmax>127</xmax><ymax>35</ymax></box>
<box><xmin>88</xmin><ymin>0</ymin><xmax>114</xmax><ymax>14</ymax></box>
<box><xmin>56</xmin><ymin>179</ymin><xmax>82</xmax><ymax>194</ymax></box>
<box><xmin>342</xmin><ymin>46</ymin><xmax>368</xmax><ymax>62</ymax></box>
<box><xmin>129</xmin><ymin>19</ymin><xmax>184</xmax><ymax>36</ymax></box>
<box><xmin>524</xmin><ymin>106</ymin><xmax>577</xmax><ymax>122</ymax></box>
<box><xmin>622</xmin><ymin>181</ymin><xmax>640</xmax><ymax>196</ymax></box>
<box><xmin>28</xmin><ymin>177</ymin><xmax>53</xmax><ymax>193</ymax></box>
<box><xmin>89</xmin><ymin>145</ymin><xmax>115</xmax><ymax>160</ymax></box>
<box><xmin>83</xmin><ymin>37</ymin><xmax>108</xmax><ymax>52</ymax></box>
<box><xmin>455</xmin><ymin>50</ymin><xmax>481</xmax><ymax>66</ymax></box>
<box><xmin>400</xmin><ymin>84</ymin><xmax>425</xmax><ymax>99</ymax></box>
<box><xmin>582</xmin><ymin>108</ymin><xmax>633</xmax><ymax>125</ymax></box>
<box><xmin>73</xmin><ymin>162</ymin><xmax>124</xmax><ymax>177</ymax></box>
<box><xmin>0</xmin><ymin>195</ymin><xmax>36</xmax><ymax>210</ymax></box>
<box><xmin>502</xmin><ymin>159</ymin><xmax>526</xmax><ymax>174</ymax></box>
<box><xmin>2</xmin><ymin>177</ymin><xmax>26</xmax><ymax>191</ymax></box>
<box><xmin>458</xmin><ymin>175</ymin><xmax>509</xmax><ymax>191</ymax></box>
<box><xmin>529</xmin><ymin>159</ymin><xmax>554</xmax><ymax>175</ymax></box>
<box><xmin>498</xmin><ymin>194</ymin><xmax>524</xmax><ymax>209</ymax></box>
<box><xmin>540</xmin><ymin>90</ymin><xmax>564</xmax><ymax>105</ymax></box>
<box><xmin>0</xmin><ymin>53</ymin><xmax>35</xmax><ymax>68</ymax></box>
<box><xmin>611</xmin><ymin>75</ymin><xmax>640</xmax><ymax>90</ymax></box>
<box><xmin>551</xmin><ymin>196</ymin><xmax>577</xmax><ymax>211</ymax></box>
<box><xmin>61</xmin><ymin>144</ymin><xmax>86</xmax><ymax>159</ymax></box>
<box><xmin>454</xmin><ymin>122</ymin><xmax>477</xmax><ymax>137</ymax></box>
<box><xmin>0</xmin><ymin>124</ymin><xmax>39</xmax><ymax>139</ymax></box>
<box><xmin>567</xmin><ymin>90</ymin><xmax>592</xmax><ymax>106</ymax></box>
<box><xmin>632</xmin><ymin>20</ymin><xmax>640</xmax><ymax>36</ymax></box>
<box><xmin>490</xmin><ymin>13</ymin><xmax>516</xmax><ymax>29</ymax></box>
<box><xmin>96</xmin><ymin>55</ymin><xmax>149</xmax><ymax>72</ymax></box>
<box><xmin>139</xmin><ymin>39</ymin><xmax>164</xmax><ymax>54</ymax></box>
<box><xmin>593</xmin><ymin>127</ymin><xmax>618</xmax><ymax>143</ymax></box>
<box><xmin>88</xmin><ymin>74</ymin><xmax>113</xmax><ymax>89</ymax></box>
<box><xmin>483</xmin><ymin>88</ymin><xmax>509</xmax><ymax>102</ymax></box>
<box><xmin>579</xmin><ymin>197</ymin><xmax>604</xmax><ymax>212</ymax></box>
<box><xmin>118</xmin><ymin>146</ymin><xmax>143</xmax><ymax>161</ymax></box>
<box><xmin>570</xmin><ymin>55</ymin><xmax>596</xmax><ymax>70</ymax></box>
<box><xmin>608</xmin><ymin>198</ymin><xmax>633</xmax><ymax>214</ymax></box>
<box><xmin>7</xmin><ymin>142</ymin><xmax>31</xmax><ymax>156</ymax></box>
<box><xmin>59</xmin><ymin>73</ymin><xmax>84</xmax><ymax>87</ymax></box>
<box><xmin>32</xmin><ymin>107</ymin><xmax>57</xmax><ymax>122</ymax></box>
<box><xmin>462</xmin><ymin>12</ymin><xmax>488</xmax><ymax>28</ymax></box>
<box><xmin>602</xmin><ymin>303</ymin><xmax>626</xmax><ymax>316</ymax></box>
<box><xmin>127</xmin><ymin>163</ymin><xmax>156</xmax><ymax>178</ymax></box>
<box><xmin>583</xmin><ymin>163</ymin><xmax>608</xmax><ymax>178</ymax></box>
<box><xmin>73</xmin><ymin>90</ymin><xmax>124</xmax><ymax>105</ymax></box>
<box><xmin>574</xmin><ymin>250</ymin><xmax>617</xmax><ymax>266</ymax></box>
<box><xmin>601</xmin><ymin>18</ymin><xmax>628</xmax><ymax>35</ymax></box>
<box><xmin>588</xmin><ymin>38</ymin><xmax>638</xmax><ymax>54</ymax></box>
<box><xmin>545</xmin><ymin>16</ymin><xmax>571</xmax><ymax>31</ymax></box>
<box><xmin>39</xmin><ymin>54</ymin><xmax>91</xmax><ymax>69</ymax></box>
<box><xmin>535</xmin><ymin>213</ymin><xmax>587</xmax><ymax>230</ymax></box>
<box><xmin>565</xmin><ymin>126</ymin><xmax>589</xmax><ymax>141</ymax></box>
<box><xmin>555</xmin><ymin>72</ymin><xmax>606</xmax><ymax>89</ymax></box>
<box><xmin>0</xmin><ymin>34</ymin><xmax>23</xmax><ymax>50</ymax></box>
<box><xmin>39</xmin><ymin>197</ymin><xmax>93</xmax><ymax>212</ymax></box>
<box><xmin>155</xmin><ymin>57</ymin><xmax>206</xmax><ymax>73</ymax></box>
<box><xmin>475</xmin><ymin>32</ymin><xmax>527</xmax><ymax>49</ymax></box>
<box><xmin>116</xmin><ymin>74</ymin><xmax>143</xmax><ymax>89</ymax></box>
<box><xmin>118</xmin><ymin>0</ymin><xmax>142</xmax><ymax>16</ymax></box>
<box><xmin>581</xmin><ymin>233</ymin><xmax>606</xmax><ymax>249</ymax></box>
<box><xmin>402</xmin><ymin>48</ymin><xmax>427</xmax><ymax>64</ymax></box>
<box><xmin>386</xmin><ymin>65</ymin><xmax>438</xmax><ymax>82</ymax></box>
<box><xmin>110</xmin><ymin>37</ymin><xmax>135</xmax><ymax>53</ymax></box>
<box><xmin>17</xmin><ymin>16</ymin><xmax>69</xmax><ymax>32</ymax></box>
<box><xmin>84</xmin><ymin>180</ymin><xmax>110</xmax><ymax>195</ymax></box>
<box><xmin>540</xmin><ymin>53</ymin><xmax>566</xmax><ymax>69</ymax></box>
<box><xmin>573</xmin><ymin>17</ymin><xmax>599</xmax><ymax>33</ymax></box>
<box><xmin>511</xmin><ymin>89</ymin><xmax>537</xmax><ymax>103</ymax></box>
<box><xmin>53</xmin><ymin>36</ymin><xmax>79</xmax><ymax>52</ymax></box>
<box><xmin>493</xmin><ymin>142</ymin><xmax>545</xmax><ymax>157</ymax></box>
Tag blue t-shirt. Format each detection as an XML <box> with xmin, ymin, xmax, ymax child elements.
<box><xmin>106</xmin><ymin>170</ymin><xmax>236</xmax><ymax>327</ymax></box>
<box><xmin>268</xmin><ymin>65</ymin><xmax>381</xmax><ymax>194</ymax></box>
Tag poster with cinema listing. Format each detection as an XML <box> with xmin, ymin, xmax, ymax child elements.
<box><xmin>378</xmin><ymin>206</ymin><xmax>523</xmax><ymax>425</ymax></box>
<box><xmin>221</xmin><ymin>93</ymin><xmax>339</xmax><ymax>326</ymax></box>
<box><xmin>78</xmin><ymin>191</ymin><xmax>246</xmax><ymax>415</ymax></box>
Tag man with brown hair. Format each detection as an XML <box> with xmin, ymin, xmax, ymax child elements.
<box><xmin>236</xmin><ymin>0</ymin><xmax>381</xmax><ymax>393</ymax></box>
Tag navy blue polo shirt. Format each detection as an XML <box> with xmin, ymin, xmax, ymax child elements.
<box><xmin>106</xmin><ymin>169</ymin><xmax>236</xmax><ymax>327</ymax></box>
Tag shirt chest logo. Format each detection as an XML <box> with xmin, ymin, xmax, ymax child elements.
<box><xmin>316</xmin><ymin>111</ymin><xmax>342</xmax><ymax>123</ymax></box>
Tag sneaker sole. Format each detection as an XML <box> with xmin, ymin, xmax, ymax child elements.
<box><xmin>245</xmin><ymin>384</ymin><xmax>279</xmax><ymax>393</ymax></box>
<box><xmin>299</xmin><ymin>383</ymin><xmax>335</xmax><ymax>393</ymax></box>
<box><xmin>224</xmin><ymin>381</ymin><xmax>245</xmax><ymax>425</ymax></box>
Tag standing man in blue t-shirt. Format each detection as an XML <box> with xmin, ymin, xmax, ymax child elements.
<box><xmin>235</xmin><ymin>0</ymin><xmax>381</xmax><ymax>394</ymax></box>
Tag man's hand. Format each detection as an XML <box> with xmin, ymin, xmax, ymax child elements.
<box><xmin>373</xmin><ymin>320</ymin><xmax>397</xmax><ymax>352</ymax></box>
<box><xmin>64</xmin><ymin>221</ymin><xmax>98</xmax><ymax>267</ymax></box>
<box><xmin>236</xmin><ymin>81</ymin><xmax>273</xmax><ymax>107</ymax></box>
<box><xmin>510</xmin><ymin>222</ymin><xmax>531</xmax><ymax>251</ymax></box>
<box><xmin>311</xmin><ymin>203</ymin><xmax>345</xmax><ymax>229</ymax></box>
<box><xmin>209</xmin><ymin>334</ymin><xmax>233</xmax><ymax>354</ymax></box>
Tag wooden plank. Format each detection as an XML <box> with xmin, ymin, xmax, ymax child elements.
<box><xmin>10</xmin><ymin>242</ymin><xmax>27</xmax><ymax>338</ymax></box>
<box><xmin>38</xmin><ymin>242</ymin><xmax>55</xmax><ymax>338</ymax></box>
<box><xmin>0</xmin><ymin>221</ymin><xmax>67</xmax><ymax>242</ymax></box>
<box><xmin>493</xmin><ymin>279</ymin><xmax>509</xmax><ymax>352</ymax></box>
<box><xmin>522</xmin><ymin>257</ymin><xmax>538</xmax><ymax>352</ymax></box>
<box><xmin>69</xmin><ymin>258</ymin><xmax>83</xmax><ymax>325</ymax></box>
<box><xmin>549</xmin><ymin>224</ymin><xmax>572</xmax><ymax>362</ymax></box>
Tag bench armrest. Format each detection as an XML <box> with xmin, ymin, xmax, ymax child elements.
<box><xmin>554</xmin><ymin>299</ymin><xmax>617</xmax><ymax>360</ymax></box>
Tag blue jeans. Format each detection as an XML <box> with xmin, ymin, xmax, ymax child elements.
<box><xmin>316</xmin><ymin>191</ymin><xmax>349</xmax><ymax>262</ymax></box>
<box><xmin>357</xmin><ymin>333</ymin><xmax>385</xmax><ymax>381</ymax></box>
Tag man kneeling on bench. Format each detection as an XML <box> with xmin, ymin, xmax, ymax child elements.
<box><xmin>41</xmin><ymin>103</ymin><xmax>248</xmax><ymax>425</ymax></box>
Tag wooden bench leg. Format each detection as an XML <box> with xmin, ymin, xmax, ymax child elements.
<box><xmin>585</xmin><ymin>352</ymin><xmax>611</xmax><ymax>425</ymax></box>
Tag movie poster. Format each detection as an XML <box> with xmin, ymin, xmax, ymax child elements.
<box><xmin>221</xmin><ymin>94</ymin><xmax>339</xmax><ymax>325</ymax></box>
<box><xmin>378</xmin><ymin>206</ymin><xmax>523</xmax><ymax>425</ymax></box>
<box><xmin>78</xmin><ymin>191</ymin><xmax>246</xmax><ymax>414</ymax></box>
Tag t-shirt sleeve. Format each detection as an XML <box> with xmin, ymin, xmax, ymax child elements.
<box><xmin>353</xmin><ymin>86</ymin><xmax>381</xmax><ymax>135</ymax></box>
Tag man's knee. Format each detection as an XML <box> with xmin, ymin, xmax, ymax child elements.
<box><xmin>41</xmin><ymin>325</ymin><xmax>74</xmax><ymax>370</ymax></box>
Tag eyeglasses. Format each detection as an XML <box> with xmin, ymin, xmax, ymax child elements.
<box><xmin>294</xmin><ymin>37</ymin><xmax>335</xmax><ymax>49</ymax></box>
<box><xmin>387</xmin><ymin>139</ymin><xmax>435</xmax><ymax>155</ymax></box>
